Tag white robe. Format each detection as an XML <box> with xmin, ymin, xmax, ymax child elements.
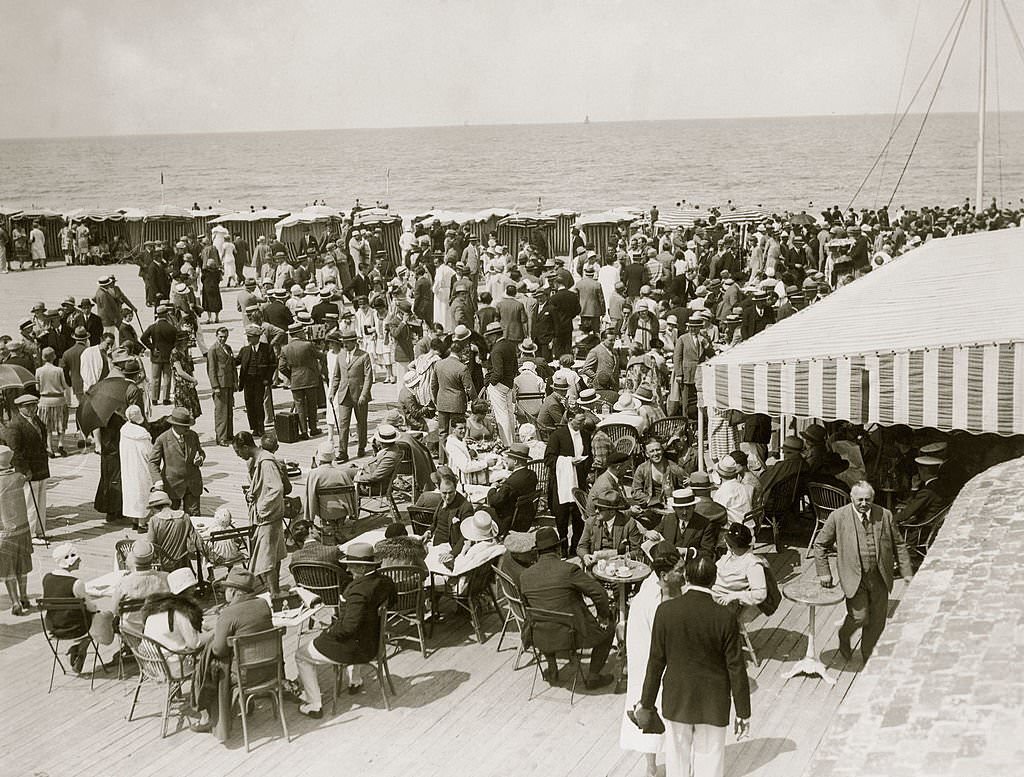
<box><xmin>432</xmin><ymin>264</ymin><xmax>456</xmax><ymax>330</ymax></box>
<box><xmin>619</xmin><ymin>574</ymin><xmax>667</xmax><ymax>754</ymax></box>
<box><xmin>119</xmin><ymin>421</ymin><xmax>153</xmax><ymax>520</ymax></box>
<box><xmin>80</xmin><ymin>345</ymin><xmax>105</xmax><ymax>392</ymax></box>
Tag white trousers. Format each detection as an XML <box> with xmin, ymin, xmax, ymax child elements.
<box><xmin>664</xmin><ymin>720</ymin><xmax>726</xmax><ymax>777</ymax></box>
<box><xmin>25</xmin><ymin>479</ymin><xmax>47</xmax><ymax>537</ymax></box>
<box><xmin>295</xmin><ymin>635</ymin><xmax>362</xmax><ymax>709</ymax></box>
<box><xmin>486</xmin><ymin>382</ymin><xmax>515</xmax><ymax>447</ymax></box>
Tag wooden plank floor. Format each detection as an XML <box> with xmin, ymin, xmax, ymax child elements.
<box><xmin>0</xmin><ymin>266</ymin><xmax>906</xmax><ymax>776</ymax></box>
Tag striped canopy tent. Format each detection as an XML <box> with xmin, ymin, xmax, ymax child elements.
<box><xmin>698</xmin><ymin>228</ymin><xmax>1024</xmax><ymax>437</ymax></box>
<box><xmin>11</xmin><ymin>208</ymin><xmax>64</xmax><ymax>259</ymax></box>
<box><xmin>541</xmin><ymin>208</ymin><xmax>580</xmax><ymax>256</ymax></box>
<box><xmin>353</xmin><ymin>207</ymin><xmax>402</xmax><ymax>265</ymax></box>
<box><xmin>496</xmin><ymin>213</ymin><xmax>557</xmax><ymax>260</ymax></box>
<box><xmin>656</xmin><ymin>207</ymin><xmax>705</xmax><ymax>231</ymax></box>
<box><xmin>139</xmin><ymin>206</ymin><xmax>197</xmax><ymax>250</ymax></box>
<box><xmin>190</xmin><ymin>206</ymin><xmax>233</xmax><ymax>237</ymax></box>
<box><xmin>575</xmin><ymin>210</ymin><xmax>639</xmax><ymax>260</ymax></box>
<box><xmin>65</xmin><ymin>209</ymin><xmax>132</xmax><ymax>250</ymax></box>
<box><xmin>469</xmin><ymin>207</ymin><xmax>514</xmax><ymax>242</ymax></box>
<box><xmin>717</xmin><ymin>205</ymin><xmax>771</xmax><ymax>224</ymax></box>
<box><xmin>276</xmin><ymin>206</ymin><xmax>343</xmax><ymax>258</ymax></box>
<box><xmin>210</xmin><ymin>209</ymin><xmax>290</xmax><ymax>255</ymax></box>
<box><xmin>0</xmin><ymin>204</ymin><xmax>21</xmax><ymax>233</ymax></box>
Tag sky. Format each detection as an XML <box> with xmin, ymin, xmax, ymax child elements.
<box><xmin>1</xmin><ymin>0</ymin><xmax>1023</xmax><ymax>138</ymax></box>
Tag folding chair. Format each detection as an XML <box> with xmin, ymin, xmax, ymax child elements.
<box><xmin>115</xmin><ymin>596</ymin><xmax>147</xmax><ymax>679</ymax></box>
<box><xmin>806</xmin><ymin>483</ymin><xmax>851</xmax><ymax>558</ymax></box>
<box><xmin>37</xmin><ymin>597</ymin><xmax>107</xmax><ymax>692</ymax></box>
<box><xmin>524</xmin><ymin>606</ymin><xmax>586</xmax><ymax>705</ymax></box>
<box><xmin>121</xmin><ymin>626</ymin><xmax>199</xmax><ymax>738</ymax></box>
<box><xmin>332</xmin><ymin>602</ymin><xmax>396</xmax><ymax>712</ymax></box>
<box><xmin>494</xmin><ymin>566</ymin><xmax>531</xmax><ymax>671</ymax></box>
<box><xmin>228</xmin><ymin>627</ymin><xmax>290</xmax><ymax>752</ymax></box>
<box><xmin>379</xmin><ymin>565</ymin><xmax>430</xmax><ymax>658</ymax></box>
<box><xmin>204</xmin><ymin>525</ymin><xmax>254</xmax><ymax>597</ymax></box>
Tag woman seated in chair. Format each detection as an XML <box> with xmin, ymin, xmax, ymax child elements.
<box><xmin>294</xmin><ymin>543</ymin><xmax>397</xmax><ymax>718</ymax></box>
<box><xmin>449</xmin><ymin>512</ymin><xmax>505</xmax><ymax>583</ymax></box>
<box><xmin>711</xmin><ymin>523</ymin><xmax>767</xmax><ymax>616</ymax></box>
<box><xmin>374</xmin><ymin>523</ymin><xmax>427</xmax><ymax>570</ymax></box>
<box><xmin>141</xmin><ymin>568</ymin><xmax>208</xmax><ymax>679</ymax></box>
<box><xmin>466</xmin><ymin>400</ymin><xmax>497</xmax><ymax>443</ymax></box>
<box><xmin>146</xmin><ymin>490</ymin><xmax>200</xmax><ymax>572</ymax></box>
<box><xmin>42</xmin><ymin>543</ymin><xmax>116</xmax><ymax>670</ymax></box>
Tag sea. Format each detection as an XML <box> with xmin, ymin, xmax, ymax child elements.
<box><xmin>1</xmin><ymin>112</ymin><xmax>1022</xmax><ymax>217</ymax></box>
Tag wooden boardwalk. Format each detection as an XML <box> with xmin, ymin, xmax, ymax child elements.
<box><xmin>0</xmin><ymin>266</ymin><xmax>905</xmax><ymax>777</ymax></box>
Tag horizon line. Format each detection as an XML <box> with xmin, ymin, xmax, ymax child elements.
<box><xmin>3</xmin><ymin>109</ymin><xmax>1022</xmax><ymax>143</ymax></box>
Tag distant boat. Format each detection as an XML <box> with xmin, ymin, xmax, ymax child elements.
<box><xmin>584</xmin><ymin>115</ymin><xmax>590</xmax><ymax>124</ymax></box>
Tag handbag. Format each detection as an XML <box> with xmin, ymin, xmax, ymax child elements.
<box><xmin>627</xmin><ymin>705</ymin><xmax>666</xmax><ymax>735</ymax></box>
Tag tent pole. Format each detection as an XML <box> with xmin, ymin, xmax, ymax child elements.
<box><xmin>697</xmin><ymin>407</ymin><xmax>706</xmax><ymax>474</ymax></box>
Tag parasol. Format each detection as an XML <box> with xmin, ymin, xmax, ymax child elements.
<box><xmin>789</xmin><ymin>212</ymin><xmax>817</xmax><ymax>226</ymax></box>
<box><xmin>0</xmin><ymin>364</ymin><xmax>37</xmax><ymax>392</ymax></box>
<box><xmin>76</xmin><ymin>377</ymin><xmax>132</xmax><ymax>436</ymax></box>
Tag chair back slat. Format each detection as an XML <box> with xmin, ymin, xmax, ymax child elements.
<box><xmin>602</xmin><ymin>423</ymin><xmax>640</xmax><ymax>446</ymax></box>
<box><xmin>379</xmin><ymin>565</ymin><xmax>427</xmax><ymax>613</ymax></box>
<box><xmin>289</xmin><ymin>562</ymin><xmax>343</xmax><ymax>607</ymax></box>
<box><xmin>115</xmin><ymin>539</ymin><xmax>136</xmax><ymax>571</ymax></box>
<box><xmin>229</xmin><ymin>627</ymin><xmax>285</xmax><ymax>677</ymax></box>
<box><xmin>121</xmin><ymin>627</ymin><xmax>175</xmax><ymax>684</ymax></box>
<box><xmin>406</xmin><ymin>505</ymin><xmax>436</xmax><ymax>536</ymax></box>
<box><xmin>807</xmin><ymin>483</ymin><xmax>850</xmax><ymax>515</ymax></box>
<box><xmin>526</xmin><ymin>459</ymin><xmax>549</xmax><ymax>494</ymax></box>
<box><xmin>650</xmin><ymin>416</ymin><xmax>687</xmax><ymax>443</ymax></box>
<box><xmin>494</xmin><ymin>567</ymin><xmax>527</xmax><ymax>626</ymax></box>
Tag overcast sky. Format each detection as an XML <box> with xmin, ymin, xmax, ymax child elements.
<box><xmin>2</xmin><ymin>0</ymin><xmax>1022</xmax><ymax>138</ymax></box>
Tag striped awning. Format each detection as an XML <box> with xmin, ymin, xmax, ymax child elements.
<box><xmin>699</xmin><ymin>227</ymin><xmax>1024</xmax><ymax>436</ymax></box>
<box><xmin>717</xmin><ymin>206</ymin><xmax>770</xmax><ymax>224</ymax></box>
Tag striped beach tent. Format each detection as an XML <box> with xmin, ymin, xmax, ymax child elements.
<box><xmin>698</xmin><ymin>227</ymin><xmax>1024</xmax><ymax>436</ymax></box>
<box><xmin>717</xmin><ymin>205</ymin><xmax>771</xmax><ymax>225</ymax></box>
<box><xmin>276</xmin><ymin>206</ymin><xmax>343</xmax><ymax>258</ymax></box>
<box><xmin>65</xmin><ymin>208</ymin><xmax>132</xmax><ymax>250</ymax></box>
<box><xmin>211</xmin><ymin>209</ymin><xmax>290</xmax><ymax>255</ymax></box>
<box><xmin>656</xmin><ymin>207</ymin><xmax>705</xmax><ymax>231</ymax></box>
<box><xmin>11</xmin><ymin>208</ymin><xmax>64</xmax><ymax>259</ymax></box>
<box><xmin>191</xmin><ymin>206</ymin><xmax>233</xmax><ymax>237</ymax></box>
<box><xmin>575</xmin><ymin>210</ymin><xmax>639</xmax><ymax>260</ymax></box>
<box><xmin>541</xmin><ymin>208</ymin><xmax>580</xmax><ymax>256</ymax></box>
<box><xmin>496</xmin><ymin>213</ymin><xmax>556</xmax><ymax>260</ymax></box>
<box><xmin>139</xmin><ymin>206</ymin><xmax>195</xmax><ymax>249</ymax></box>
<box><xmin>353</xmin><ymin>207</ymin><xmax>402</xmax><ymax>265</ymax></box>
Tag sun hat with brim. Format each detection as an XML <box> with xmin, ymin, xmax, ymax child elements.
<box><xmin>670</xmin><ymin>488</ymin><xmax>696</xmax><ymax>508</ymax></box>
<box><xmin>78</xmin><ymin>298</ymin><xmax>94</xmax><ymax>309</ymax></box>
<box><xmin>781</xmin><ymin>435</ymin><xmax>804</xmax><ymax>452</ymax></box>
<box><xmin>402</xmin><ymin>370</ymin><xmax>422</xmax><ymax>388</ymax></box>
<box><xmin>594</xmin><ymin>492</ymin><xmax>629</xmax><ymax>510</ymax></box>
<box><xmin>688</xmin><ymin>471</ymin><xmax>712</xmax><ymax>490</ymax></box>
<box><xmin>167</xmin><ymin>408</ymin><xmax>195</xmax><ymax>427</ymax></box>
<box><xmin>373</xmin><ymin>424</ymin><xmax>398</xmax><ymax>444</ymax></box>
<box><xmin>14</xmin><ymin>394</ymin><xmax>38</xmax><ymax>406</ymax></box>
<box><xmin>147</xmin><ymin>490</ymin><xmax>172</xmax><ymax>509</ymax></box>
<box><xmin>129</xmin><ymin>539</ymin><xmax>155</xmax><ymax>568</ymax></box>
<box><xmin>52</xmin><ymin>543</ymin><xmax>80</xmax><ymax>569</ymax></box>
<box><xmin>519</xmin><ymin>339</ymin><xmax>538</xmax><ymax>355</ymax></box>
<box><xmin>338</xmin><ymin>327</ymin><xmax>358</xmax><ymax>341</ymax></box>
<box><xmin>484</xmin><ymin>321</ymin><xmax>504</xmax><ymax>337</ymax></box>
<box><xmin>218</xmin><ymin>568</ymin><xmax>259</xmax><ymax>592</ymax></box>
<box><xmin>919</xmin><ymin>441</ymin><xmax>948</xmax><ymax>458</ymax></box>
<box><xmin>461</xmin><ymin>511</ymin><xmax>498</xmax><ymax>542</ymax></box>
<box><xmin>801</xmin><ymin>424</ymin><xmax>827</xmax><ymax>444</ymax></box>
<box><xmin>452</xmin><ymin>325</ymin><xmax>472</xmax><ymax>342</ymax></box>
<box><xmin>725</xmin><ymin>522</ymin><xmax>753</xmax><ymax>549</ymax></box>
<box><xmin>634</xmin><ymin>386</ymin><xmax>655</xmax><ymax>405</ymax></box>
<box><xmin>534</xmin><ymin>526</ymin><xmax>561</xmax><ymax>552</ymax></box>
<box><xmin>343</xmin><ymin>542</ymin><xmax>379</xmax><ymax>566</ymax></box>
<box><xmin>245</xmin><ymin>325</ymin><xmax>263</xmax><ymax>338</ymax></box>
<box><xmin>577</xmin><ymin>388</ymin><xmax>599</xmax><ymax>406</ymax></box>
<box><xmin>506</xmin><ymin>443</ymin><xmax>531</xmax><ymax>460</ymax></box>
<box><xmin>915</xmin><ymin>455</ymin><xmax>944</xmax><ymax>467</ymax></box>
<box><xmin>612</xmin><ymin>392</ymin><xmax>635</xmax><ymax>412</ymax></box>
<box><xmin>167</xmin><ymin>567</ymin><xmax>198</xmax><ymax>595</ymax></box>
<box><xmin>715</xmin><ymin>456</ymin><xmax>741</xmax><ymax>478</ymax></box>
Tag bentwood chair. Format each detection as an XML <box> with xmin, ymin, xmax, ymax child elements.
<box><xmin>332</xmin><ymin>602</ymin><xmax>396</xmax><ymax>713</ymax></box>
<box><xmin>806</xmin><ymin>483</ymin><xmax>851</xmax><ymax>558</ymax></box>
<box><xmin>900</xmin><ymin>503</ymin><xmax>952</xmax><ymax>567</ymax></box>
<box><xmin>228</xmin><ymin>627</ymin><xmax>290</xmax><ymax>752</ymax></box>
<box><xmin>524</xmin><ymin>606</ymin><xmax>586</xmax><ymax>705</ymax></box>
<box><xmin>406</xmin><ymin>505</ymin><xmax>437</xmax><ymax>537</ymax></box>
<box><xmin>760</xmin><ymin>473</ymin><xmax>802</xmax><ymax>551</ymax></box>
<box><xmin>121</xmin><ymin>626</ymin><xmax>200</xmax><ymax>738</ymax></box>
<box><xmin>494</xmin><ymin>566</ymin><xmax>531</xmax><ymax>671</ymax></box>
<box><xmin>357</xmin><ymin>462</ymin><xmax>403</xmax><ymax>522</ymax></box>
<box><xmin>526</xmin><ymin>459</ymin><xmax>549</xmax><ymax>503</ymax></box>
<box><xmin>571</xmin><ymin>487</ymin><xmax>591</xmax><ymax>521</ymax></box>
<box><xmin>379</xmin><ymin>565</ymin><xmax>430</xmax><ymax>658</ymax></box>
<box><xmin>38</xmin><ymin>597</ymin><xmax>108</xmax><ymax>693</ymax></box>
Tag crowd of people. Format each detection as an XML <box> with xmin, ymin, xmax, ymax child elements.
<box><xmin>0</xmin><ymin>197</ymin><xmax>1022</xmax><ymax>776</ymax></box>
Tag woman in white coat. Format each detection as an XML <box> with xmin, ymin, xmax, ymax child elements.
<box><xmin>620</xmin><ymin>542</ymin><xmax>687</xmax><ymax>777</ymax></box>
<box><xmin>119</xmin><ymin>405</ymin><xmax>154</xmax><ymax>532</ymax></box>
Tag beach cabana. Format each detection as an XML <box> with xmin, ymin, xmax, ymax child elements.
<box><xmin>210</xmin><ymin>208</ymin><xmax>290</xmax><ymax>255</ymax></box>
<box><xmin>139</xmin><ymin>206</ymin><xmax>197</xmax><ymax>250</ymax></box>
<box><xmin>353</xmin><ymin>207</ymin><xmax>403</xmax><ymax>265</ymax></box>
<box><xmin>468</xmin><ymin>208</ymin><xmax>514</xmax><ymax>243</ymax></box>
<box><xmin>276</xmin><ymin>206</ymin><xmax>343</xmax><ymax>259</ymax></box>
<box><xmin>656</xmin><ymin>207</ymin><xmax>705</xmax><ymax>231</ymax></box>
<box><xmin>65</xmin><ymin>209</ymin><xmax>132</xmax><ymax>251</ymax></box>
<box><xmin>0</xmin><ymin>205</ymin><xmax>21</xmax><ymax>236</ymax></box>
<box><xmin>496</xmin><ymin>213</ymin><xmax>557</xmax><ymax>260</ymax></box>
<box><xmin>11</xmin><ymin>208</ymin><xmax>64</xmax><ymax>259</ymax></box>
<box><xmin>190</xmin><ymin>206</ymin><xmax>233</xmax><ymax>237</ymax></box>
<box><xmin>575</xmin><ymin>210</ymin><xmax>639</xmax><ymax>259</ymax></box>
<box><xmin>698</xmin><ymin>227</ymin><xmax>1024</xmax><ymax>436</ymax></box>
<box><xmin>542</xmin><ymin>208</ymin><xmax>581</xmax><ymax>256</ymax></box>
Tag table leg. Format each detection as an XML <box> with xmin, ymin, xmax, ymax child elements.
<box><xmin>614</xmin><ymin>583</ymin><xmax>628</xmax><ymax>693</ymax></box>
<box><xmin>782</xmin><ymin>605</ymin><xmax>836</xmax><ymax>686</ymax></box>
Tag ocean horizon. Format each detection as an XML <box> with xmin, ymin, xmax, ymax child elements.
<box><xmin>1</xmin><ymin>112</ymin><xmax>1021</xmax><ymax>217</ymax></box>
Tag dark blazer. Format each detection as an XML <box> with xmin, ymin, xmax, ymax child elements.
<box><xmin>261</xmin><ymin>300</ymin><xmax>293</xmax><ymax>331</ymax></box>
<box><xmin>4</xmin><ymin>413</ymin><xmax>50</xmax><ymax>481</ymax></box>
<box><xmin>279</xmin><ymin>339</ymin><xmax>324</xmax><ymax>391</ymax></box>
<box><xmin>313</xmin><ymin>572</ymin><xmax>396</xmax><ymax>664</ymax></box>
<box><xmin>658</xmin><ymin>510</ymin><xmax>718</xmax><ymax>558</ymax></box>
<box><xmin>431</xmin><ymin>354</ymin><xmax>474</xmax><ymax>414</ymax></box>
<box><xmin>640</xmin><ymin>589</ymin><xmax>751</xmax><ymax>726</ymax></box>
<box><xmin>487</xmin><ymin>466</ymin><xmax>539</xmax><ymax>534</ymax></box>
<box><xmin>894</xmin><ymin>479</ymin><xmax>944</xmax><ymax>525</ymax></box>
<box><xmin>206</xmin><ymin>342</ymin><xmax>236</xmax><ymax>391</ymax></box>
<box><xmin>147</xmin><ymin>428</ymin><xmax>205</xmax><ymax>500</ymax></box>
<box><xmin>544</xmin><ymin>424</ymin><xmax>594</xmax><ymax>506</ymax></box>
<box><xmin>741</xmin><ymin>305</ymin><xmax>775</xmax><ymax>341</ymax></box>
<box><xmin>236</xmin><ymin>342</ymin><xmax>276</xmax><ymax>385</ymax></box>
<box><xmin>813</xmin><ymin>503</ymin><xmax>913</xmax><ymax>597</ymax></box>
<box><xmin>576</xmin><ymin>512</ymin><xmax>645</xmax><ymax>559</ymax></box>
<box><xmin>141</xmin><ymin>319</ymin><xmax>178</xmax><ymax>363</ymax></box>
<box><xmin>429</xmin><ymin>492</ymin><xmax>474</xmax><ymax>557</ymax></box>
<box><xmin>519</xmin><ymin>553</ymin><xmax>611</xmax><ymax>648</ymax></box>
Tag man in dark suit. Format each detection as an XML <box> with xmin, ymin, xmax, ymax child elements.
<box><xmin>5</xmin><ymin>395</ymin><xmax>51</xmax><ymax>543</ymax></box>
<box><xmin>636</xmin><ymin>555</ymin><xmax>751</xmax><ymax>777</ymax></box>
<box><xmin>148</xmin><ymin>408</ymin><xmax>206</xmax><ymax>514</ymax></box>
<box><xmin>815</xmin><ymin>480</ymin><xmax>913</xmax><ymax>661</ymax></box>
<box><xmin>206</xmin><ymin>326</ymin><xmax>237</xmax><ymax>445</ymax></box>
<box><xmin>428</xmin><ymin>472</ymin><xmax>474</xmax><ymax>559</ymax></box>
<box><xmin>621</xmin><ymin>253</ymin><xmax>649</xmax><ymax>301</ymax></box>
<box><xmin>236</xmin><ymin>325</ymin><xmax>276</xmax><ymax>437</ymax></box>
<box><xmin>140</xmin><ymin>305</ymin><xmax>178</xmax><ymax>405</ymax></box>
<box><xmin>70</xmin><ymin>298</ymin><xmax>104</xmax><ymax>346</ymax></box>
<box><xmin>673</xmin><ymin>316</ymin><xmax>711</xmax><ymax>418</ymax></box>
<box><xmin>586</xmin><ymin>451</ymin><xmax>632</xmax><ymax>515</ymax></box>
<box><xmin>261</xmin><ymin>289</ymin><xmax>294</xmax><ymax>333</ymax></box>
<box><xmin>486</xmin><ymin>443</ymin><xmax>538</xmax><ymax>535</ymax></box>
<box><xmin>759</xmin><ymin>436</ymin><xmax>806</xmax><ymax>516</ymax></box>
<box><xmin>544</xmin><ymin>408</ymin><xmax>594</xmax><ymax>557</ymax></box>
<box><xmin>577</xmin><ymin>491</ymin><xmax>645</xmax><ymax>565</ymax></box>
<box><xmin>310</xmin><ymin>289</ymin><xmax>340</xmax><ymax>324</ymax></box>
<box><xmin>545</xmin><ymin>276</ymin><xmax>581</xmax><ymax>358</ymax></box>
<box><xmin>654</xmin><ymin>487</ymin><xmax>718</xmax><ymax>558</ymax></box>
<box><xmin>279</xmin><ymin>323</ymin><xmax>324</xmax><ymax>439</ymax></box>
<box><xmin>895</xmin><ymin>455</ymin><xmax>946</xmax><ymax>525</ymax></box>
<box><xmin>329</xmin><ymin>328</ymin><xmax>373</xmax><ymax>461</ymax></box>
<box><xmin>518</xmin><ymin>526</ymin><xmax>614</xmax><ymax>689</ymax></box>
<box><xmin>294</xmin><ymin>542</ymin><xmax>396</xmax><ymax>717</ymax></box>
<box><xmin>430</xmin><ymin>339</ymin><xmax>475</xmax><ymax>464</ymax></box>
<box><xmin>740</xmin><ymin>289</ymin><xmax>775</xmax><ymax>340</ymax></box>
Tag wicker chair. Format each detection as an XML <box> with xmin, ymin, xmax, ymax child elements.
<box><xmin>649</xmin><ymin>415</ymin><xmax>689</xmax><ymax>444</ymax></box>
<box><xmin>115</xmin><ymin>538</ymin><xmax>136</xmax><ymax>572</ymax></box>
<box><xmin>332</xmin><ymin>602</ymin><xmax>396</xmax><ymax>712</ymax></box>
<box><xmin>806</xmin><ymin>483</ymin><xmax>851</xmax><ymax>557</ymax></box>
<box><xmin>571</xmin><ymin>487</ymin><xmax>591</xmax><ymax>520</ymax></box>
<box><xmin>526</xmin><ymin>459</ymin><xmax>549</xmax><ymax>501</ymax></box>
<box><xmin>357</xmin><ymin>465</ymin><xmax>402</xmax><ymax>522</ymax></box>
<box><xmin>228</xmin><ymin>627</ymin><xmax>290</xmax><ymax>752</ymax></box>
<box><xmin>406</xmin><ymin>504</ymin><xmax>437</xmax><ymax>536</ymax></box>
<box><xmin>602</xmin><ymin>423</ymin><xmax>641</xmax><ymax>453</ymax></box>
<box><xmin>289</xmin><ymin>561</ymin><xmax>345</xmax><ymax>614</ymax></box>
<box><xmin>494</xmin><ymin>566</ymin><xmax>531</xmax><ymax>671</ymax></box>
<box><xmin>121</xmin><ymin>626</ymin><xmax>200</xmax><ymax>738</ymax></box>
<box><xmin>379</xmin><ymin>565</ymin><xmax>430</xmax><ymax>658</ymax></box>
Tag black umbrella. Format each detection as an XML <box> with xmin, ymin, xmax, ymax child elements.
<box><xmin>76</xmin><ymin>377</ymin><xmax>131</xmax><ymax>436</ymax></box>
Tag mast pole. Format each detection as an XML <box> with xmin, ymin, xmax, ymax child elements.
<box><xmin>975</xmin><ymin>0</ymin><xmax>988</xmax><ymax>214</ymax></box>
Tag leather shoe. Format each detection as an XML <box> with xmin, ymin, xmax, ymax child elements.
<box><xmin>838</xmin><ymin>633</ymin><xmax>853</xmax><ymax>661</ymax></box>
<box><xmin>585</xmin><ymin>673</ymin><xmax>615</xmax><ymax>690</ymax></box>
<box><xmin>298</xmin><ymin>703</ymin><xmax>323</xmax><ymax>719</ymax></box>
<box><xmin>189</xmin><ymin>720</ymin><xmax>212</xmax><ymax>733</ymax></box>
<box><xmin>347</xmin><ymin>683</ymin><xmax>364</xmax><ymax>695</ymax></box>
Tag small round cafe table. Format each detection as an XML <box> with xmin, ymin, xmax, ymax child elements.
<box><xmin>781</xmin><ymin>576</ymin><xmax>845</xmax><ymax>686</ymax></box>
<box><xmin>592</xmin><ymin>558</ymin><xmax>652</xmax><ymax>693</ymax></box>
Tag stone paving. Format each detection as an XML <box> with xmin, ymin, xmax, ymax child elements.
<box><xmin>804</xmin><ymin>456</ymin><xmax>1024</xmax><ymax>777</ymax></box>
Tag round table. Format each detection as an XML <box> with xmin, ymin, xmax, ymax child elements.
<box><xmin>781</xmin><ymin>576</ymin><xmax>845</xmax><ymax>686</ymax></box>
<box><xmin>592</xmin><ymin>557</ymin><xmax>652</xmax><ymax>693</ymax></box>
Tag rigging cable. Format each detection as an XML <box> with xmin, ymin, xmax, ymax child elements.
<box><xmin>887</xmin><ymin>0</ymin><xmax>973</xmax><ymax>206</ymax></box>
<box><xmin>846</xmin><ymin>0</ymin><xmax>971</xmax><ymax>209</ymax></box>
<box><xmin>876</xmin><ymin>0</ymin><xmax>923</xmax><ymax>208</ymax></box>
<box><xmin>993</xmin><ymin>0</ymin><xmax>1004</xmax><ymax>206</ymax></box>
<box><xmin>998</xmin><ymin>0</ymin><xmax>1024</xmax><ymax>67</ymax></box>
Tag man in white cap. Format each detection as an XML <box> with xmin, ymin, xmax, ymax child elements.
<box><xmin>5</xmin><ymin>395</ymin><xmax>50</xmax><ymax>543</ymax></box>
<box><xmin>353</xmin><ymin>424</ymin><xmax>402</xmax><ymax>486</ymax></box>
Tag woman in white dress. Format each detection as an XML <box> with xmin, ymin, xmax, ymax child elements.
<box><xmin>620</xmin><ymin>542</ymin><xmax>687</xmax><ymax>777</ymax></box>
<box><xmin>119</xmin><ymin>405</ymin><xmax>154</xmax><ymax>532</ymax></box>
<box><xmin>432</xmin><ymin>258</ymin><xmax>456</xmax><ymax>331</ymax></box>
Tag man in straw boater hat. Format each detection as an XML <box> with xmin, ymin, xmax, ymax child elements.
<box><xmin>352</xmin><ymin>423</ymin><xmax>403</xmax><ymax>486</ymax></box>
<box><xmin>518</xmin><ymin>526</ymin><xmax>615</xmax><ymax>689</ymax></box>
<box><xmin>328</xmin><ymin>326</ymin><xmax>373</xmax><ymax>462</ymax></box>
<box><xmin>483</xmin><ymin>319</ymin><xmax>517</xmax><ymax>446</ymax></box>
<box><xmin>147</xmin><ymin>407</ymin><xmax>206</xmax><ymax>515</ymax></box>
<box><xmin>5</xmin><ymin>395</ymin><xmax>50</xmax><ymax>545</ymax></box>
<box><xmin>293</xmin><ymin>541</ymin><xmax>396</xmax><ymax>718</ymax></box>
<box><xmin>673</xmin><ymin>315</ymin><xmax>712</xmax><ymax>419</ymax></box>
<box><xmin>485</xmin><ymin>442</ymin><xmax>538</xmax><ymax>535</ymax></box>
